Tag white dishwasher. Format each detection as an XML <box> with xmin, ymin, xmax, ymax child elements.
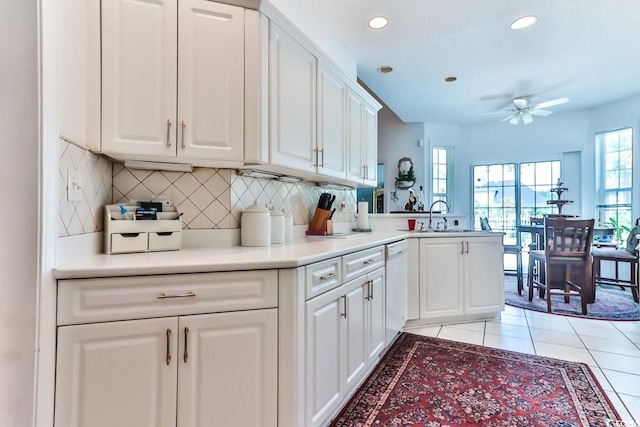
<box><xmin>385</xmin><ymin>240</ymin><xmax>408</xmax><ymax>346</ymax></box>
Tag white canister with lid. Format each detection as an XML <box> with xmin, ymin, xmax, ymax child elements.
<box><xmin>283</xmin><ymin>209</ymin><xmax>293</xmax><ymax>242</ymax></box>
<box><xmin>270</xmin><ymin>209</ymin><xmax>285</xmax><ymax>244</ymax></box>
<box><xmin>241</xmin><ymin>203</ymin><xmax>271</xmax><ymax>247</ymax></box>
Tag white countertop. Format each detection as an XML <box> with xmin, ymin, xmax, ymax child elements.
<box><xmin>54</xmin><ymin>230</ymin><xmax>406</xmax><ymax>279</ymax></box>
<box><xmin>54</xmin><ymin>229</ymin><xmax>501</xmax><ymax>279</ymax></box>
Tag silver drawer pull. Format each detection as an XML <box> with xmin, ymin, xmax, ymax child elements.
<box><xmin>157</xmin><ymin>292</ymin><xmax>196</xmax><ymax>299</ymax></box>
<box><xmin>363</xmin><ymin>259</ymin><xmax>375</xmax><ymax>265</ymax></box>
<box><xmin>319</xmin><ymin>272</ymin><xmax>336</xmax><ymax>281</ymax></box>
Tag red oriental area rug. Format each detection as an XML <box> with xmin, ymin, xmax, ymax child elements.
<box><xmin>329</xmin><ymin>333</ymin><xmax>620</xmax><ymax>427</ymax></box>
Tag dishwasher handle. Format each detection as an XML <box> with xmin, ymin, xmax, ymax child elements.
<box><xmin>386</xmin><ymin>240</ymin><xmax>408</xmax><ymax>259</ymax></box>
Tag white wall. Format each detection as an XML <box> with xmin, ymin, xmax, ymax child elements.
<box><xmin>0</xmin><ymin>0</ymin><xmax>38</xmax><ymax>425</ymax></box>
<box><xmin>377</xmin><ymin>106</ymin><xmax>424</xmax><ymax>212</ymax></box>
<box><xmin>458</xmin><ymin>110</ymin><xmax>592</xmax><ymax>216</ymax></box>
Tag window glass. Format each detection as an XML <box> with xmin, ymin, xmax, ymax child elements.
<box><xmin>596</xmin><ymin>127</ymin><xmax>633</xmax><ymax>243</ymax></box>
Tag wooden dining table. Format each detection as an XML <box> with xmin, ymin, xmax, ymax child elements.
<box><xmin>516</xmin><ymin>224</ymin><xmax>614</xmax><ymax>250</ymax></box>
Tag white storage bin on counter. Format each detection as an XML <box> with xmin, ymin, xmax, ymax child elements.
<box><xmin>104</xmin><ymin>205</ymin><xmax>182</xmax><ymax>254</ymax></box>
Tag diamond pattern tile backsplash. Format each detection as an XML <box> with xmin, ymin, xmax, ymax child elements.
<box><xmin>58</xmin><ymin>139</ymin><xmax>357</xmax><ymax>237</ymax></box>
<box><xmin>58</xmin><ymin>138</ymin><xmax>113</xmax><ymax>237</ymax></box>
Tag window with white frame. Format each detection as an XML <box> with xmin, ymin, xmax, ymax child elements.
<box><xmin>431</xmin><ymin>146</ymin><xmax>452</xmax><ymax>207</ymax></box>
<box><xmin>596</xmin><ymin>127</ymin><xmax>633</xmax><ymax>241</ymax></box>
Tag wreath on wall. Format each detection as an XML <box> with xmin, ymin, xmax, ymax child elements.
<box><xmin>395</xmin><ymin>157</ymin><xmax>416</xmax><ymax>189</ymax></box>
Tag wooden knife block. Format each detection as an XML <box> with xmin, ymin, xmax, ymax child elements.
<box><xmin>309</xmin><ymin>208</ymin><xmax>332</xmax><ymax>233</ymax></box>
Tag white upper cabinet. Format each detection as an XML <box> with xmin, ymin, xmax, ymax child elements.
<box><xmin>101</xmin><ymin>0</ymin><xmax>245</xmax><ymax>164</ymax></box>
<box><xmin>363</xmin><ymin>102</ymin><xmax>379</xmax><ymax>186</ymax></box>
<box><xmin>102</xmin><ymin>0</ymin><xmax>178</xmax><ymax>157</ymax></box>
<box><xmin>178</xmin><ymin>0</ymin><xmax>245</xmax><ymax>161</ymax></box>
<box><xmin>317</xmin><ymin>62</ymin><xmax>347</xmax><ymax>179</ymax></box>
<box><xmin>57</xmin><ymin>0</ymin><xmax>100</xmax><ymax>149</ymax></box>
<box><xmin>59</xmin><ymin>0</ymin><xmax>381</xmax><ymax>183</ymax></box>
<box><xmin>268</xmin><ymin>22</ymin><xmax>317</xmax><ymax>173</ymax></box>
<box><xmin>346</xmin><ymin>88</ymin><xmax>380</xmax><ymax>185</ymax></box>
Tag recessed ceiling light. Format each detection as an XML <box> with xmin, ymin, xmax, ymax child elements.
<box><xmin>510</xmin><ymin>15</ymin><xmax>537</xmax><ymax>30</ymax></box>
<box><xmin>368</xmin><ymin>16</ymin><xmax>389</xmax><ymax>30</ymax></box>
<box><xmin>443</xmin><ymin>76</ymin><xmax>457</xmax><ymax>83</ymax></box>
<box><xmin>377</xmin><ymin>66</ymin><xmax>393</xmax><ymax>73</ymax></box>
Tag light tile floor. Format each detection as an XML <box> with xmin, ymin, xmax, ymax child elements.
<box><xmin>405</xmin><ymin>305</ymin><xmax>640</xmax><ymax>424</ymax></box>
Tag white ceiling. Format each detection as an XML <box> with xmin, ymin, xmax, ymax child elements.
<box><xmin>297</xmin><ymin>0</ymin><xmax>640</xmax><ymax>125</ymax></box>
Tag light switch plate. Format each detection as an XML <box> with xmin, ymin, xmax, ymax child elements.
<box><xmin>67</xmin><ymin>169</ymin><xmax>83</xmax><ymax>202</ymax></box>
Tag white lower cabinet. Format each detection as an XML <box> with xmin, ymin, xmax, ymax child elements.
<box><xmin>417</xmin><ymin>235</ymin><xmax>504</xmax><ymax>323</ymax></box>
<box><xmin>177</xmin><ymin>310</ymin><xmax>278</xmax><ymax>427</ymax></box>
<box><xmin>55</xmin><ymin>317</ymin><xmax>178</xmax><ymax>427</ymax></box>
<box><xmin>305</xmin><ymin>266</ymin><xmax>385</xmax><ymax>427</ymax></box>
<box><xmin>55</xmin><ymin>271</ymin><xmax>278</xmax><ymax>427</ymax></box>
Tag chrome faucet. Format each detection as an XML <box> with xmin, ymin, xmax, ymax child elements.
<box><xmin>428</xmin><ymin>200</ymin><xmax>451</xmax><ymax>230</ymax></box>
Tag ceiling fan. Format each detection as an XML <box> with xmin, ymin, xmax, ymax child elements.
<box><xmin>485</xmin><ymin>96</ymin><xmax>570</xmax><ymax>125</ymax></box>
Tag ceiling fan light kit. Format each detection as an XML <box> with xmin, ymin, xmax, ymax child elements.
<box><xmin>488</xmin><ymin>96</ymin><xmax>569</xmax><ymax>125</ymax></box>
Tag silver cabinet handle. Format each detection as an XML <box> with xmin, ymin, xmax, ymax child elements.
<box><xmin>166</xmin><ymin>119</ymin><xmax>172</xmax><ymax>147</ymax></box>
<box><xmin>157</xmin><ymin>292</ymin><xmax>196</xmax><ymax>299</ymax></box>
<box><xmin>363</xmin><ymin>259</ymin><xmax>375</xmax><ymax>265</ymax></box>
<box><xmin>181</xmin><ymin>120</ymin><xmax>186</xmax><ymax>148</ymax></box>
<box><xmin>367</xmin><ymin>279</ymin><xmax>373</xmax><ymax>301</ymax></box>
<box><xmin>362</xmin><ymin>165</ymin><xmax>366</xmax><ymax>179</ymax></box>
<box><xmin>465</xmin><ymin>241</ymin><xmax>470</xmax><ymax>254</ymax></box>
<box><xmin>183</xmin><ymin>327</ymin><xmax>189</xmax><ymax>363</ymax></box>
<box><xmin>460</xmin><ymin>241</ymin><xmax>465</xmax><ymax>254</ymax></box>
<box><xmin>313</xmin><ymin>148</ymin><xmax>318</xmax><ymax>167</ymax></box>
<box><xmin>165</xmin><ymin>329</ymin><xmax>172</xmax><ymax>366</ymax></box>
<box><xmin>341</xmin><ymin>295</ymin><xmax>347</xmax><ymax>318</ymax></box>
<box><xmin>319</xmin><ymin>272</ymin><xmax>336</xmax><ymax>281</ymax></box>
<box><xmin>319</xmin><ymin>148</ymin><xmax>324</xmax><ymax>167</ymax></box>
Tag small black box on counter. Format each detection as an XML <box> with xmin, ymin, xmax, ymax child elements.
<box><xmin>135</xmin><ymin>208</ymin><xmax>158</xmax><ymax>220</ymax></box>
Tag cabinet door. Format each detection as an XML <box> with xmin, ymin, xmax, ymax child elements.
<box><xmin>317</xmin><ymin>62</ymin><xmax>347</xmax><ymax>179</ymax></box>
<box><xmin>366</xmin><ymin>268</ymin><xmax>386</xmax><ymax>365</ymax></box>
<box><xmin>178</xmin><ymin>0</ymin><xmax>244</xmax><ymax>162</ymax></box>
<box><xmin>305</xmin><ymin>286</ymin><xmax>344</xmax><ymax>427</ymax></box>
<box><xmin>177</xmin><ymin>309</ymin><xmax>277</xmax><ymax>427</ymax></box>
<box><xmin>419</xmin><ymin>238</ymin><xmax>465</xmax><ymax>319</ymax></box>
<box><xmin>342</xmin><ymin>277</ymin><xmax>367</xmax><ymax>394</ymax></box>
<box><xmin>102</xmin><ymin>0</ymin><xmax>177</xmax><ymax>156</ymax></box>
<box><xmin>269</xmin><ymin>23</ymin><xmax>317</xmax><ymax>173</ymax></box>
<box><xmin>55</xmin><ymin>318</ymin><xmax>178</xmax><ymax>427</ymax></box>
<box><xmin>464</xmin><ymin>237</ymin><xmax>505</xmax><ymax>315</ymax></box>
<box><xmin>346</xmin><ymin>89</ymin><xmax>365</xmax><ymax>183</ymax></box>
<box><xmin>363</xmin><ymin>102</ymin><xmax>379</xmax><ymax>186</ymax></box>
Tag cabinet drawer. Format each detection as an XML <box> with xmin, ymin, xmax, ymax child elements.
<box><xmin>57</xmin><ymin>270</ymin><xmax>278</xmax><ymax>325</ymax></box>
<box><xmin>342</xmin><ymin>246</ymin><xmax>385</xmax><ymax>282</ymax></box>
<box><xmin>305</xmin><ymin>256</ymin><xmax>342</xmax><ymax>300</ymax></box>
<box><xmin>110</xmin><ymin>232</ymin><xmax>148</xmax><ymax>253</ymax></box>
<box><xmin>148</xmin><ymin>231</ymin><xmax>181</xmax><ymax>251</ymax></box>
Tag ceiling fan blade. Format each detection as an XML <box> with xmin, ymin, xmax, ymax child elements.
<box><xmin>529</xmin><ymin>109</ymin><xmax>554</xmax><ymax>117</ymax></box>
<box><xmin>522</xmin><ymin>111</ymin><xmax>533</xmax><ymax>125</ymax></box>
<box><xmin>509</xmin><ymin>114</ymin><xmax>521</xmax><ymax>125</ymax></box>
<box><xmin>532</xmin><ymin>97</ymin><xmax>569</xmax><ymax>109</ymax></box>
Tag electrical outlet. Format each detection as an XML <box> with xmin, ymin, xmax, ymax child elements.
<box><xmin>67</xmin><ymin>169</ymin><xmax>84</xmax><ymax>202</ymax></box>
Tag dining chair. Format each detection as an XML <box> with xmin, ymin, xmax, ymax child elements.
<box><xmin>528</xmin><ymin>218</ymin><xmax>595</xmax><ymax>314</ymax></box>
<box><xmin>481</xmin><ymin>217</ymin><xmax>523</xmax><ymax>294</ymax></box>
<box><xmin>591</xmin><ymin>218</ymin><xmax>640</xmax><ymax>303</ymax></box>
